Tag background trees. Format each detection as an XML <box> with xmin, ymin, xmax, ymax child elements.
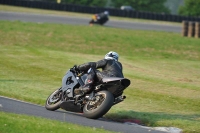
<box><xmin>57</xmin><ymin>0</ymin><xmax>107</xmax><ymax>7</ymax></box>
<box><xmin>54</xmin><ymin>0</ymin><xmax>170</xmax><ymax>14</ymax></box>
<box><xmin>178</xmin><ymin>0</ymin><xmax>200</xmax><ymax>17</ymax></box>
<box><xmin>112</xmin><ymin>0</ymin><xmax>170</xmax><ymax>13</ymax></box>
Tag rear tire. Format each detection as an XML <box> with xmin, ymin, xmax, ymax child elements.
<box><xmin>83</xmin><ymin>90</ymin><xmax>114</xmax><ymax>119</ymax></box>
<box><xmin>45</xmin><ymin>88</ymin><xmax>62</xmax><ymax>111</ymax></box>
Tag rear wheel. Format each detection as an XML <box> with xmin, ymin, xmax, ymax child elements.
<box><xmin>45</xmin><ymin>88</ymin><xmax>62</xmax><ymax>111</ymax></box>
<box><xmin>83</xmin><ymin>90</ymin><xmax>114</xmax><ymax>119</ymax></box>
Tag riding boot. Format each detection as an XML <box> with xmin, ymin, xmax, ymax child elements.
<box><xmin>74</xmin><ymin>84</ymin><xmax>92</xmax><ymax>103</ymax></box>
<box><xmin>74</xmin><ymin>67</ymin><xmax>95</xmax><ymax>102</ymax></box>
<box><xmin>74</xmin><ymin>84</ymin><xmax>92</xmax><ymax>96</ymax></box>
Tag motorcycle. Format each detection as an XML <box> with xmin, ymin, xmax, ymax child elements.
<box><xmin>45</xmin><ymin>66</ymin><xmax>130</xmax><ymax>119</ymax></box>
<box><xmin>89</xmin><ymin>14</ymin><xmax>109</xmax><ymax>25</ymax></box>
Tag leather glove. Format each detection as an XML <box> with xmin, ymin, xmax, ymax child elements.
<box><xmin>73</xmin><ymin>65</ymin><xmax>80</xmax><ymax>72</ymax></box>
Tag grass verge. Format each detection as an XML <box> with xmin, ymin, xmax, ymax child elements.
<box><xmin>0</xmin><ymin>112</ymin><xmax>115</xmax><ymax>133</ymax></box>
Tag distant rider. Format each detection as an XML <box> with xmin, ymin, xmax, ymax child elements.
<box><xmin>89</xmin><ymin>11</ymin><xmax>109</xmax><ymax>25</ymax></box>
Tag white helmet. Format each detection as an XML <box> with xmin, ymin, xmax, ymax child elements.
<box><xmin>104</xmin><ymin>11</ymin><xmax>109</xmax><ymax>16</ymax></box>
<box><xmin>105</xmin><ymin>51</ymin><xmax>119</xmax><ymax>61</ymax></box>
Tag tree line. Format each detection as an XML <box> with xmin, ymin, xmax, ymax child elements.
<box><xmin>44</xmin><ymin>0</ymin><xmax>200</xmax><ymax>17</ymax></box>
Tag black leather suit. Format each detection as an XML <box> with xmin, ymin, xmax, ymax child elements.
<box><xmin>77</xmin><ymin>59</ymin><xmax>124</xmax><ymax>93</ymax></box>
<box><xmin>98</xmin><ymin>12</ymin><xmax>109</xmax><ymax>20</ymax></box>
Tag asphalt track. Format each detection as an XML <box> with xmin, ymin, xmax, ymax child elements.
<box><xmin>0</xmin><ymin>96</ymin><xmax>166</xmax><ymax>133</ymax></box>
<box><xmin>0</xmin><ymin>11</ymin><xmax>172</xmax><ymax>133</ymax></box>
<box><xmin>0</xmin><ymin>11</ymin><xmax>182</xmax><ymax>33</ymax></box>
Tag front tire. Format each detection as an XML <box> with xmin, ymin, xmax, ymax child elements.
<box><xmin>83</xmin><ymin>90</ymin><xmax>114</xmax><ymax>119</ymax></box>
<box><xmin>45</xmin><ymin>88</ymin><xmax>62</xmax><ymax>111</ymax></box>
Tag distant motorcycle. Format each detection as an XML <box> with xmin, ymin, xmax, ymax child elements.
<box><xmin>45</xmin><ymin>65</ymin><xmax>130</xmax><ymax>119</ymax></box>
<box><xmin>89</xmin><ymin>12</ymin><xmax>109</xmax><ymax>25</ymax></box>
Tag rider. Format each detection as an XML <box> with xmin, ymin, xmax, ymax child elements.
<box><xmin>74</xmin><ymin>51</ymin><xmax>124</xmax><ymax>96</ymax></box>
<box><xmin>98</xmin><ymin>11</ymin><xmax>109</xmax><ymax>20</ymax></box>
<box><xmin>89</xmin><ymin>11</ymin><xmax>109</xmax><ymax>25</ymax></box>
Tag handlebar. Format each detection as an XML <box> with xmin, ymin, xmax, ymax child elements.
<box><xmin>70</xmin><ymin>65</ymin><xmax>84</xmax><ymax>77</ymax></box>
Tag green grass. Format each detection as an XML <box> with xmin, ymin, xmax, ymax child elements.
<box><xmin>0</xmin><ymin>6</ymin><xmax>200</xmax><ymax>133</ymax></box>
<box><xmin>0</xmin><ymin>112</ymin><xmax>115</xmax><ymax>133</ymax></box>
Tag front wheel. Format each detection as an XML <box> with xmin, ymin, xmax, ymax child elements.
<box><xmin>45</xmin><ymin>88</ymin><xmax>62</xmax><ymax>111</ymax></box>
<box><xmin>83</xmin><ymin>90</ymin><xmax>114</xmax><ymax>119</ymax></box>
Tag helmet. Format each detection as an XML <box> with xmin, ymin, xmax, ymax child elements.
<box><xmin>104</xmin><ymin>11</ymin><xmax>109</xmax><ymax>16</ymax></box>
<box><xmin>105</xmin><ymin>51</ymin><xmax>119</xmax><ymax>61</ymax></box>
